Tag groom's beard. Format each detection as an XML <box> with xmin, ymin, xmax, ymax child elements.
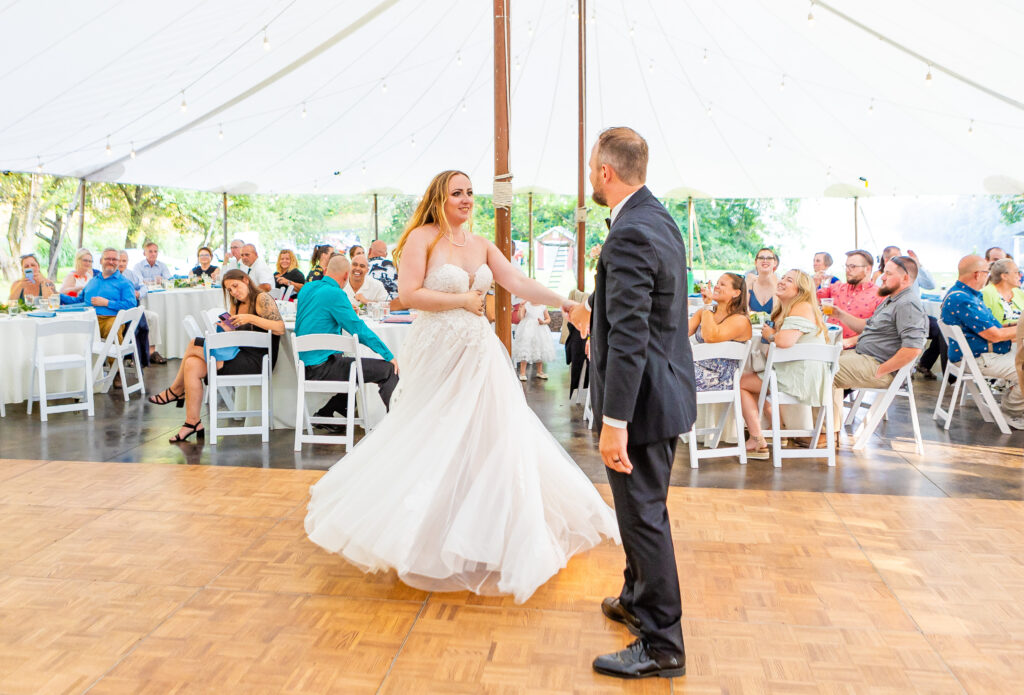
<box><xmin>591</xmin><ymin>187</ymin><xmax>607</xmax><ymax>207</ymax></box>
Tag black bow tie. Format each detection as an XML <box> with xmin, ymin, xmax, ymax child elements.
<box><xmin>605</xmin><ymin>217</ymin><xmax>612</xmax><ymax>230</ymax></box>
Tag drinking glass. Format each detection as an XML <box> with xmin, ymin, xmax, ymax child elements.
<box><xmin>7</xmin><ymin>300</ymin><xmax>20</xmax><ymax>316</ymax></box>
<box><xmin>48</xmin><ymin>295</ymin><xmax>60</xmax><ymax>310</ymax></box>
<box><xmin>821</xmin><ymin>298</ymin><xmax>834</xmax><ymax>316</ymax></box>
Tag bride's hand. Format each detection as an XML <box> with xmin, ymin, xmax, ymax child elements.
<box><xmin>462</xmin><ymin>290</ymin><xmax>485</xmax><ymax>315</ymax></box>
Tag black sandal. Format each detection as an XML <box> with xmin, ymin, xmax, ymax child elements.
<box><xmin>149</xmin><ymin>387</ymin><xmax>184</xmax><ymax>407</ymax></box>
<box><xmin>169</xmin><ymin>421</ymin><xmax>205</xmax><ymax>443</ymax></box>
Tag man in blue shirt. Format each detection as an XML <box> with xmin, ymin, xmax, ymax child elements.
<box><xmin>941</xmin><ymin>254</ymin><xmax>1024</xmax><ymax>429</ymax></box>
<box><xmin>63</xmin><ymin>247</ymin><xmax>138</xmax><ymax>340</ymax></box>
<box><xmin>132</xmin><ymin>242</ymin><xmax>172</xmax><ymax>284</ymax></box>
<box><xmin>295</xmin><ymin>254</ymin><xmax>399</xmax><ymax>420</ymax></box>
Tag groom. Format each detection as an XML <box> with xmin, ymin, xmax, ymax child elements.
<box><xmin>570</xmin><ymin>127</ymin><xmax>696</xmax><ymax>679</ymax></box>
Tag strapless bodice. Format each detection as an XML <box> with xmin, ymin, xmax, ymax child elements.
<box><xmin>423</xmin><ymin>263</ymin><xmax>493</xmax><ymax>294</ymax></box>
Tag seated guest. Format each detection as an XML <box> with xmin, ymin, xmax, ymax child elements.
<box><xmin>306</xmin><ymin>244</ymin><xmax>334</xmax><ymax>283</ymax></box>
<box><xmin>831</xmin><ymin>255</ymin><xmax>927</xmax><ymax>437</ymax></box>
<box><xmin>62</xmin><ymin>247</ymin><xmax>137</xmax><ymax>339</ymax></box>
<box><xmin>222</xmin><ymin>238</ymin><xmax>246</xmax><ymax>272</ymax></box>
<box><xmin>812</xmin><ymin>251</ymin><xmax>839</xmax><ymax>290</ymax></box>
<box><xmin>190</xmin><ymin>246</ymin><xmax>219</xmax><ymax>281</ymax></box>
<box><xmin>873</xmin><ymin>246</ymin><xmax>944</xmax><ymax>378</ymax></box>
<box><xmin>274</xmin><ymin>249</ymin><xmax>305</xmax><ymax>296</ymax></box>
<box><xmin>133</xmin><ymin>242</ymin><xmax>171</xmax><ymax>285</ymax></box>
<box><xmin>239</xmin><ymin>243</ymin><xmax>274</xmax><ymax>292</ymax></box>
<box><xmin>295</xmin><ymin>254</ymin><xmax>398</xmax><ymax>421</ymax></box>
<box><xmin>982</xmin><ymin>258</ymin><xmax>1024</xmax><ymax>325</ymax></box>
<box><xmin>739</xmin><ymin>270</ymin><xmax>829</xmax><ymax>459</ymax></box>
<box><xmin>688</xmin><ymin>273</ymin><xmax>752</xmax><ymax>390</ymax></box>
<box><xmin>9</xmin><ymin>253</ymin><xmax>56</xmax><ymax>301</ymax></box>
<box><xmin>148</xmin><ymin>269</ymin><xmax>284</xmax><ymax>442</ymax></box>
<box><xmin>118</xmin><ymin>251</ymin><xmax>162</xmax><ymax>365</ymax></box>
<box><xmin>348</xmin><ymin>244</ymin><xmax>364</xmax><ymax>259</ymax></box>
<box><xmin>872</xmin><ymin>246</ymin><xmax>937</xmax><ymax>292</ymax></box>
<box><xmin>746</xmin><ymin>247</ymin><xmax>779</xmax><ymax>315</ymax></box>
<box><xmin>818</xmin><ymin>249</ymin><xmax>884</xmax><ymax>346</ymax></box>
<box><xmin>941</xmin><ymin>255</ymin><xmax>1024</xmax><ymax>429</ymax></box>
<box><xmin>61</xmin><ymin>248</ymin><xmax>96</xmax><ymax>297</ymax></box>
<box><xmin>985</xmin><ymin>246</ymin><xmax>1008</xmax><ymax>266</ymax></box>
<box><xmin>344</xmin><ymin>253</ymin><xmax>389</xmax><ymax>306</ymax></box>
<box><xmin>367</xmin><ymin>240</ymin><xmax>399</xmax><ymax>299</ymax></box>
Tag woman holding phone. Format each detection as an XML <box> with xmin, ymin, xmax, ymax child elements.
<box><xmin>9</xmin><ymin>254</ymin><xmax>56</xmax><ymax>301</ymax></box>
<box><xmin>148</xmin><ymin>269</ymin><xmax>284</xmax><ymax>442</ymax></box>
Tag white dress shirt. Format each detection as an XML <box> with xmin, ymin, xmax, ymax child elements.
<box><xmin>344</xmin><ymin>276</ymin><xmax>389</xmax><ymax>304</ymax></box>
<box><xmin>242</xmin><ymin>258</ymin><xmax>275</xmax><ymax>288</ymax></box>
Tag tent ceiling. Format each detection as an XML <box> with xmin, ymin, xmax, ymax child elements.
<box><xmin>1</xmin><ymin>0</ymin><xmax>1022</xmax><ymax>198</ymax></box>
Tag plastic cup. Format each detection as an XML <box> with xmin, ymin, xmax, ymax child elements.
<box><xmin>821</xmin><ymin>298</ymin><xmax>834</xmax><ymax>316</ymax></box>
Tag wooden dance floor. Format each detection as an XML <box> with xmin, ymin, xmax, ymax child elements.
<box><xmin>0</xmin><ymin>458</ymin><xmax>1021</xmax><ymax>694</ymax></box>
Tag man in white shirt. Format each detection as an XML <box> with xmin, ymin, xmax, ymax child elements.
<box><xmin>239</xmin><ymin>244</ymin><xmax>274</xmax><ymax>292</ymax></box>
<box><xmin>118</xmin><ymin>250</ymin><xmax>165</xmax><ymax>364</ymax></box>
<box><xmin>132</xmin><ymin>242</ymin><xmax>171</xmax><ymax>284</ymax></box>
<box><xmin>344</xmin><ymin>253</ymin><xmax>389</xmax><ymax>305</ymax></box>
<box><xmin>222</xmin><ymin>238</ymin><xmax>246</xmax><ymax>272</ymax></box>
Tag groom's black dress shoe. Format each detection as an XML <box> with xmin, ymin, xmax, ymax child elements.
<box><xmin>593</xmin><ymin>639</ymin><xmax>685</xmax><ymax>679</ymax></box>
<box><xmin>601</xmin><ymin>597</ymin><xmax>643</xmax><ymax>637</ymax></box>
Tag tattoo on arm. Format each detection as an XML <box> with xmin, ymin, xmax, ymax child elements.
<box><xmin>257</xmin><ymin>292</ymin><xmax>282</xmax><ymax>322</ymax></box>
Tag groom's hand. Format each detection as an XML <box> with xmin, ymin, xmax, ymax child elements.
<box><xmin>568</xmin><ymin>303</ymin><xmax>591</xmax><ymax>338</ymax></box>
<box><xmin>600</xmin><ymin>425</ymin><xmax>632</xmax><ymax>474</ymax></box>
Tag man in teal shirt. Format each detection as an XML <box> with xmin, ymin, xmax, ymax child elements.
<box><xmin>295</xmin><ymin>254</ymin><xmax>399</xmax><ymax>419</ymax></box>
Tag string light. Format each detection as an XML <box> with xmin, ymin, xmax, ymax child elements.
<box><xmin>629</xmin><ymin>23</ymin><xmax>635</xmax><ymax>37</ymax></box>
<box><xmin>779</xmin><ymin>74</ymin><xmax>786</xmax><ymax>90</ymax></box>
<box><xmin>180</xmin><ymin>91</ymin><xmax>187</xmax><ymax>112</ymax></box>
<box><xmin>648</xmin><ymin>58</ymin><xmax>654</xmax><ymax>72</ymax></box>
<box><xmin>130</xmin><ymin>142</ymin><xmax>136</xmax><ymax>159</ymax></box>
<box><xmin>706</xmin><ymin>102</ymin><xmax>713</xmax><ymax>117</ymax></box>
<box><xmin>925</xmin><ymin>65</ymin><xmax>933</xmax><ymax>85</ymax></box>
<box><xmin>381</xmin><ymin>80</ymin><xmax>387</xmax><ymax>93</ymax></box>
<box><xmin>767</xmin><ymin>137</ymin><xmax>773</xmax><ymax>151</ymax></box>
<box><xmin>868</xmin><ymin>98</ymin><xmax>875</xmax><ymax>115</ymax></box>
<box><xmin>36</xmin><ymin>158</ymin><xmax>43</xmax><ymax>173</ymax></box>
<box><xmin>514</xmin><ymin>56</ymin><xmax>521</xmax><ymax>71</ymax></box>
<box><xmin>807</xmin><ymin>1</ymin><xmax>815</xmax><ymax>26</ymax></box>
<box><xmin>456</xmin><ymin>51</ymin><xmax>462</xmax><ymax>66</ymax></box>
<box><xmin>460</xmin><ymin>100</ymin><xmax>466</xmax><ymax>112</ymax></box>
<box><xmin>301</xmin><ymin>102</ymin><xmax>307</xmax><ymax>118</ymax></box>
<box><xmin>105</xmin><ymin>136</ymin><xmax>112</xmax><ymax>157</ymax></box>
<box><xmin>825</xmin><ymin>165</ymin><xmax>832</xmax><ymax>179</ymax></box>
<box><xmin>313</xmin><ymin>179</ymin><xmax>318</xmax><ymax>191</ymax></box>
<box><xmin>968</xmin><ymin>119</ymin><xmax>974</xmax><ymax>135</ymax></box>
<box><xmin>702</xmin><ymin>48</ymin><xmax>709</xmax><ymax>63</ymax></box>
<box><xmin>361</xmin><ymin>162</ymin><xmax>366</xmax><ymax>175</ymax></box>
<box><xmin>218</xmin><ymin>123</ymin><xmax>224</xmax><ymax>140</ymax></box>
<box><xmin>262</xmin><ymin>27</ymin><xmax>270</xmax><ymax>51</ymax></box>
<box><xmin>527</xmin><ymin>21</ymin><xmax>533</xmax><ymax>37</ymax></box>
<box><xmin>410</xmin><ymin>134</ymin><xmax>416</xmax><ymax>148</ymax></box>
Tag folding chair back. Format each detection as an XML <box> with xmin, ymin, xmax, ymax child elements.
<box><xmin>292</xmin><ymin>333</ymin><xmax>369</xmax><ymax>451</ymax></box>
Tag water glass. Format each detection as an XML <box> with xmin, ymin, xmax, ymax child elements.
<box><xmin>48</xmin><ymin>295</ymin><xmax>60</xmax><ymax>310</ymax></box>
<box><xmin>7</xmin><ymin>300</ymin><xmax>20</xmax><ymax>316</ymax></box>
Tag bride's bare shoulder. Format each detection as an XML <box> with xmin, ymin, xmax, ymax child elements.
<box><xmin>405</xmin><ymin>224</ymin><xmax>440</xmax><ymax>247</ymax></box>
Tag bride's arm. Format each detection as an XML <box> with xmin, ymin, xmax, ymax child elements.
<box><xmin>486</xmin><ymin>241</ymin><xmax>573</xmax><ymax>311</ymax></box>
<box><xmin>398</xmin><ymin>226</ymin><xmax>485</xmax><ymax>314</ymax></box>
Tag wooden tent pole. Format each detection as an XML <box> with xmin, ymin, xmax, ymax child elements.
<box><xmin>493</xmin><ymin>0</ymin><xmax>512</xmax><ymax>351</ymax></box>
<box><xmin>77</xmin><ymin>180</ymin><xmax>86</xmax><ymax>249</ymax></box>
<box><xmin>853</xmin><ymin>196</ymin><xmax>859</xmax><ymax>248</ymax></box>
<box><xmin>373</xmin><ymin>193</ymin><xmax>379</xmax><ymax>241</ymax></box>
<box><xmin>575</xmin><ymin>0</ymin><xmax>587</xmax><ymax>291</ymax></box>
<box><xmin>528</xmin><ymin>191</ymin><xmax>534</xmax><ymax>278</ymax></box>
<box><xmin>222</xmin><ymin>192</ymin><xmax>228</xmax><ymax>261</ymax></box>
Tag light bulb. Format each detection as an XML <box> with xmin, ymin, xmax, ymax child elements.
<box><xmin>968</xmin><ymin>119</ymin><xmax>974</xmax><ymax>135</ymax></box>
<box><xmin>456</xmin><ymin>51</ymin><xmax>462</xmax><ymax>66</ymax></box>
<box><xmin>361</xmin><ymin>162</ymin><xmax>366</xmax><ymax>175</ymax></box>
<box><xmin>301</xmin><ymin>102</ymin><xmax>307</xmax><ymax>118</ymax></box>
<box><xmin>514</xmin><ymin>56</ymin><xmax>521</xmax><ymax>71</ymax></box>
<box><xmin>36</xmin><ymin>160</ymin><xmax>43</xmax><ymax>173</ymax></box>
<box><xmin>218</xmin><ymin>123</ymin><xmax>224</xmax><ymax>140</ymax></box>
<box><xmin>527</xmin><ymin>22</ymin><xmax>533</xmax><ymax>37</ymax></box>
<box><xmin>779</xmin><ymin>74</ymin><xmax>786</xmax><ymax>90</ymax></box>
<box><xmin>460</xmin><ymin>100</ymin><xmax>466</xmax><ymax>112</ymax></box>
<box><xmin>706</xmin><ymin>103</ymin><xmax>713</xmax><ymax>117</ymax></box>
<box><xmin>105</xmin><ymin>137</ymin><xmax>112</xmax><ymax>157</ymax></box>
<box><xmin>263</xmin><ymin>28</ymin><xmax>270</xmax><ymax>51</ymax></box>
<box><xmin>411</xmin><ymin>135</ymin><xmax>416</xmax><ymax>148</ymax></box>
<box><xmin>381</xmin><ymin>81</ymin><xmax>387</xmax><ymax>93</ymax></box>
<box><xmin>825</xmin><ymin>166</ymin><xmax>832</xmax><ymax>179</ymax></box>
<box><xmin>130</xmin><ymin>142</ymin><xmax>136</xmax><ymax>159</ymax></box>
<box><xmin>925</xmin><ymin>66</ymin><xmax>932</xmax><ymax>85</ymax></box>
<box><xmin>313</xmin><ymin>180</ymin><xmax>318</xmax><ymax>191</ymax></box>
<box><xmin>807</xmin><ymin>1</ymin><xmax>815</xmax><ymax>26</ymax></box>
<box><xmin>767</xmin><ymin>137</ymin><xmax>772</xmax><ymax>151</ymax></box>
<box><xmin>629</xmin><ymin>23</ymin><xmax>635</xmax><ymax>37</ymax></box>
<box><xmin>648</xmin><ymin>58</ymin><xmax>654</xmax><ymax>72</ymax></box>
<box><xmin>703</xmin><ymin>48</ymin><xmax>709</xmax><ymax>63</ymax></box>
<box><xmin>180</xmin><ymin>92</ymin><xmax>187</xmax><ymax>112</ymax></box>
<box><xmin>868</xmin><ymin>98</ymin><xmax>874</xmax><ymax>115</ymax></box>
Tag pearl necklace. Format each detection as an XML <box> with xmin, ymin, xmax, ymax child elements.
<box><xmin>445</xmin><ymin>227</ymin><xmax>468</xmax><ymax>247</ymax></box>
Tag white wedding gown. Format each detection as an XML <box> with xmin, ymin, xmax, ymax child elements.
<box><xmin>305</xmin><ymin>263</ymin><xmax>620</xmax><ymax>603</ymax></box>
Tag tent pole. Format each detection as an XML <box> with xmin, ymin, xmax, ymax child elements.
<box><xmin>373</xmin><ymin>193</ymin><xmax>379</xmax><ymax>241</ymax></box>
<box><xmin>77</xmin><ymin>179</ymin><xmax>86</xmax><ymax>249</ymax></box>
<box><xmin>575</xmin><ymin>0</ymin><xmax>587</xmax><ymax>292</ymax></box>
<box><xmin>853</xmin><ymin>196</ymin><xmax>859</xmax><ymax>248</ymax></box>
<box><xmin>493</xmin><ymin>0</ymin><xmax>512</xmax><ymax>351</ymax></box>
<box><xmin>528</xmin><ymin>191</ymin><xmax>534</xmax><ymax>278</ymax></box>
<box><xmin>222</xmin><ymin>192</ymin><xmax>228</xmax><ymax>261</ymax></box>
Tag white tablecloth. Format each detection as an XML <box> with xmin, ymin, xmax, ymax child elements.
<box><xmin>0</xmin><ymin>309</ymin><xmax>98</xmax><ymax>406</ymax></box>
<box><xmin>233</xmin><ymin>319</ymin><xmax>413</xmax><ymax>430</ymax></box>
<box><xmin>143</xmin><ymin>288</ymin><xmax>225</xmax><ymax>359</ymax></box>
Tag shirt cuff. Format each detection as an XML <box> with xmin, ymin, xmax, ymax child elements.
<box><xmin>602</xmin><ymin>416</ymin><xmax>627</xmax><ymax>429</ymax></box>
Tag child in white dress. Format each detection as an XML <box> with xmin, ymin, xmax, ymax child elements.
<box><xmin>512</xmin><ymin>301</ymin><xmax>555</xmax><ymax>380</ymax></box>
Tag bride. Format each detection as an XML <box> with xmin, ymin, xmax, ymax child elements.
<box><xmin>305</xmin><ymin>170</ymin><xmax>620</xmax><ymax>603</ymax></box>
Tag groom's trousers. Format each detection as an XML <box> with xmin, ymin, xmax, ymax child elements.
<box><xmin>605</xmin><ymin>436</ymin><xmax>685</xmax><ymax>658</ymax></box>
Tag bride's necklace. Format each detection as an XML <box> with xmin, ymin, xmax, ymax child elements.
<box><xmin>444</xmin><ymin>227</ymin><xmax>468</xmax><ymax>247</ymax></box>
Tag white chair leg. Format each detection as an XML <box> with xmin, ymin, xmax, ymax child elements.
<box><xmin>260</xmin><ymin>367</ymin><xmax>270</xmax><ymax>443</ymax></box>
<box><xmin>734</xmin><ymin>391</ymin><xmax>747</xmax><ymax>465</ymax></box>
<box><xmin>906</xmin><ymin>382</ymin><xmax>924</xmax><ymax>455</ymax></box>
<box><xmin>943</xmin><ymin>377</ymin><xmax>964</xmax><ymax>430</ymax></box>
<box><xmin>853</xmin><ymin>388</ymin><xmax>897</xmax><ymax>450</ymax></box>
<box><xmin>38</xmin><ymin>365</ymin><xmax>48</xmax><ymax>422</ymax></box>
<box><xmin>770</xmin><ymin>393</ymin><xmax>783</xmax><ymax>469</ymax></box>
<box><xmin>27</xmin><ymin>362</ymin><xmax>36</xmax><ymax>415</ymax></box>
<box><xmin>687</xmin><ymin>426</ymin><xmax>698</xmax><ymax>469</ymax></box>
<box><xmin>293</xmin><ymin>383</ymin><xmax>304</xmax><ymax>452</ymax></box>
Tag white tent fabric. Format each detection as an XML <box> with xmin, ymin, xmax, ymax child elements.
<box><xmin>1</xmin><ymin>0</ymin><xmax>1022</xmax><ymax>198</ymax></box>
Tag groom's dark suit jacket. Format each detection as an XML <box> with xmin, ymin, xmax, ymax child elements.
<box><xmin>590</xmin><ymin>186</ymin><xmax>696</xmax><ymax>445</ymax></box>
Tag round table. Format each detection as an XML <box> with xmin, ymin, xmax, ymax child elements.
<box><xmin>0</xmin><ymin>309</ymin><xmax>98</xmax><ymax>407</ymax></box>
<box><xmin>143</xmin><ymin>288</ymin><xmax>225</xmax><ymax>359</ymax></box>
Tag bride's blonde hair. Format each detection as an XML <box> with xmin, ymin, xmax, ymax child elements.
<box><xmin>393</xmin><ymin>170</ymin><xmax>472</xmax><ymax>268</ymax></box>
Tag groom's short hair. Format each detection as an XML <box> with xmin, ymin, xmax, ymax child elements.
<box><xmin>596</xmin><ymin>127</ymin><xmax>648</xmax><ymax>185</ymax></box>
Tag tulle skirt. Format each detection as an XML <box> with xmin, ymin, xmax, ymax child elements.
<box><xmin>305</xmin><ymin>310</ymin><xmax>620</xmax><ymax>603</ymax></box>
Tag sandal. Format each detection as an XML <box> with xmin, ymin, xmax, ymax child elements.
<box><xmin>169</xmin><ymin>421</ymin><xmax>205</xmax><ymax>443</ymax></box>
<box><xmin>537</xmin><ymin>373</ymin><xmax>548</xmax><ymax>380</ymax></box>
<box><xmin>149</xmin><ymin>387</ymin><xmax>184</xmax><ymax>407</ymax></box>
<box><xmin>746</xmin><ymin>438</ymin><xmax>770</xmax><ymax>460</ymax></box>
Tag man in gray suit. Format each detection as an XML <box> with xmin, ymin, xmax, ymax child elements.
<box><xmin>571</xmin><ymin>127</ymin><xmax>695</xmax><ymax>679</ymax></box>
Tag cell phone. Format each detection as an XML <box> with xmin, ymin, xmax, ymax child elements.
<box><xmin>218</xmin><ymin>312</ymin><xmax>235</xmax><ymax>330</ymax></box>
<box><xmin>25</xmin><ymin>269</ymin><xmax>33</xmax><ymax>283</ymax></box>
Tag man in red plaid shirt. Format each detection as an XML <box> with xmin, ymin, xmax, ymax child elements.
<box><xmin>817</xmin><ymin>249</ymin><xmax>884</xmax><ymax>347</ymax></box>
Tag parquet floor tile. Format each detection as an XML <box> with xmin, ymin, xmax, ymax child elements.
<box><xmin>87</xmin><ymin>589</ymin><xmax>422</xmax><ymax>695</ymax></box>
<box><xmin>0</xmin><ymin>503</ymin><xmax>107</xmax><ymax>571</ymax></box>
<box><xmin>117</xmin><ymin>465</ymin><xmax>323</xmax><ymax>518</ymax></box>
<box><xmin>0</xmin><ymin>576</ymin><xmax>194</xmax><ymax>695</ymax></box>
<box><xmin>0</xmin><ymin>460</ymin><xmax>179</xmax><ymax>510</ymax></box>
<box><xmin>927</xmin><ymin>633</ymin><xmax>1024</xmax><ymax>694</ymax></box>
<box><xmin>7</xmin><ymin>508</ymin><xmax>277</xmax><ymax>587</ymax></box>
<box><xmin>210</xmin><ymin>517</ymin><xmax>428</xmax><ymax>601</ymax></box>
<box><xmin>0</xmin><ymin>459</ymin><xmax>48</xmax><ymax>483</ymax></box>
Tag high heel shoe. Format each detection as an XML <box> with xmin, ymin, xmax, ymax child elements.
<box><xmin>149</xmin><ymin>387</ymin><xmax>185</xmax><ymax>407</ymax></box>
<box><xmin>169</xmin><ymin>421</ymin><xmax>205</xmax><ymax>443</ymax></box>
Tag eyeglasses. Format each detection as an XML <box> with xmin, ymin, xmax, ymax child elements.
<box><xmin>755</xmin><ymin>256</ymin><xmax>776</xmax><ymax>262</ymax></box>
<box><xmin>845</xmin><ymin>263</ymin><xmax>868</xmax><ymax>269</ymax></box>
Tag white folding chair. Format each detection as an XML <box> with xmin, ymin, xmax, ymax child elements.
<box><xmin>682</xmin><ymin>341</ymin><xmax>751</xmax><ymax>467</ymax></box>
<box><xmin>758</xmin><ymin>342</ymin><xmax>843</xmax><ymax>468</ymax></box>
<box><xmin>27</xmin><ymin>318</ymin><xmax>96</xmax><ymax>422</ymax></box>
<box><xmin>827</xmin><ymin>325</ymin><xmax>843</xmax><ymax>345</ymax></box>
<box><xmin>932</xmin><ymin>321</ymin><xmax>1010</xmax><ymax>434</ymax></box>
<box><xmin>184</xmin><ymin>314</ymin><xmax>236</xmax><ymax>412</ymax></box>
<box><xmin>292</xmin><ymin>333</ymin><xmax>370</xmax><ymax>451</ymax></box>
<box><xmin>202</xmin><ymin>307</ymin><xmax>223</xmax><ymax>334</ymax></box>
<box><xmin>570</xmin><ymin>360</ymin><xmax>588</xmax><ymax>405</ymax></box>
<box><xmin>206</xmin><ymin>331</ymin><xmax>273</xmax><ymax>442</ymax></box>
<box><xmin>269</xmin><ymin>287</ymin><xmax>285</xmax><ymax>300</ymax></box>
<box><xmin>282</xmin><ymin>285</ymin><xmax>294</xmax><ymax>301</ymax></box>
<box><xmin>843</xmin><ymin>359</ymin><xmax>924</xmax><ymax>454</ymax></box>
<box><xmin>92</xmin><ymin>307</ymin><xmax>145</xmax><ymax>400</ymax></box>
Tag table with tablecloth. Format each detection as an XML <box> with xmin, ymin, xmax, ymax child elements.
<box><xmin>0</xmin><ymin>309</ymin><xmax>99</xmax><ymax>407</ymax></box>
<box><xmin>143</xmin><ymin>288</ymin><xmax>225</xmax><ymax>359</ymax></box>
<box><xmin>232</xmin><ymin>319</ymin><xmax>413</xmax><ymax>430</ymax></box>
